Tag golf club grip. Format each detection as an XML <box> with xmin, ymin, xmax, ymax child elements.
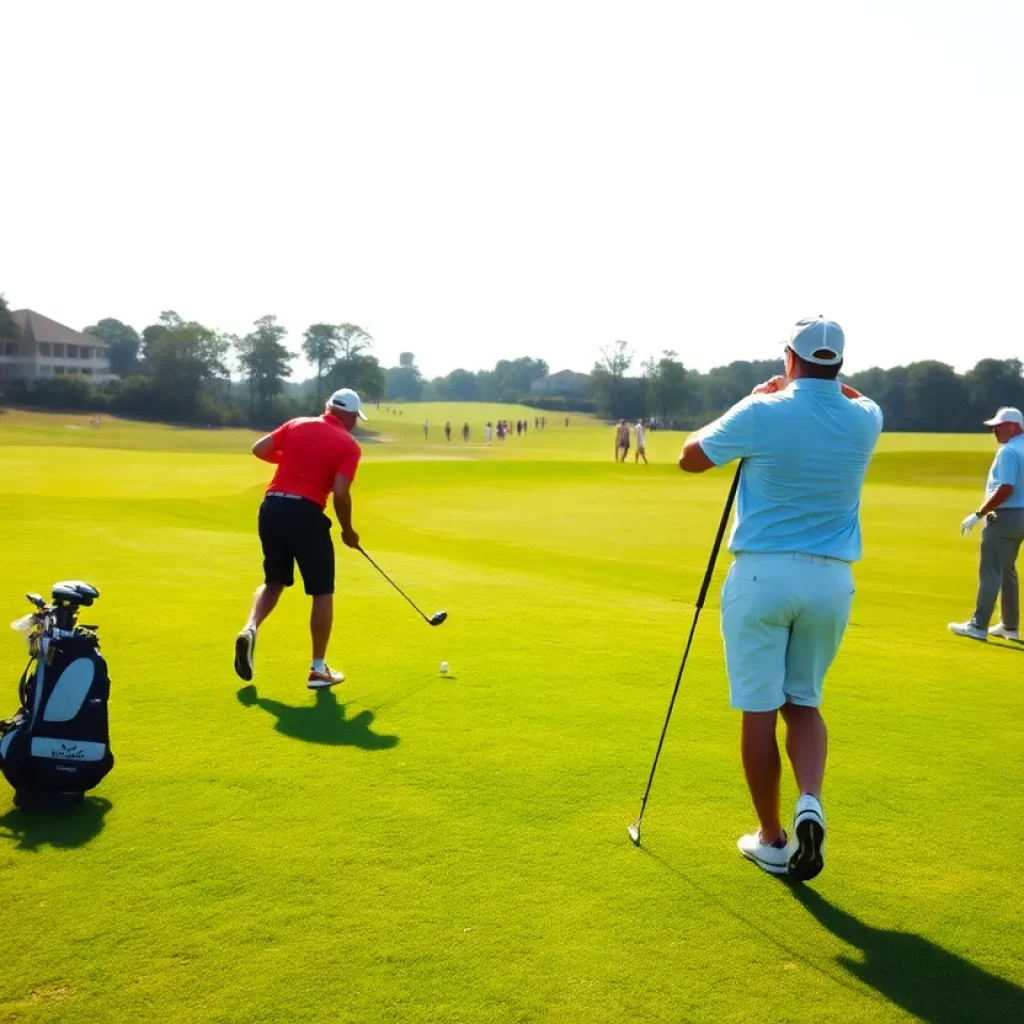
<box><xmin>694</xmin><ymin>462</ymin><xmax>742</xmax><ymax>610</ymax></box>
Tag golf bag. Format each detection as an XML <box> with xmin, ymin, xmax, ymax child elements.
<box><xmin>0</xmin><ymin>582</ymin><xmax>114</xmax><ymax>810</ymax></box>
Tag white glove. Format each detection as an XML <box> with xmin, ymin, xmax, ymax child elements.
<box><xmin>960</xmin><ymin>513</ymin><xmax>981</xmax><ymax>537</ymax></box>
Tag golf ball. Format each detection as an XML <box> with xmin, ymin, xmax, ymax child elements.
<box><xmin>440</xmin><ymin>661</ymin><xmax>449</xmax><ymax>674</ymax></box>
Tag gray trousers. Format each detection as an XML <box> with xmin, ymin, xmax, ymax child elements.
<box><xmin>972</xmin><ymin>508</ymin><xmax>1024</xmax><ymax>630</ymax></box>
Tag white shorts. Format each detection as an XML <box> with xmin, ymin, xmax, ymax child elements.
<box><xmin>720</xmin><ymin>553</ymin><xmax>855</xmax><ymax>712</ymax></box>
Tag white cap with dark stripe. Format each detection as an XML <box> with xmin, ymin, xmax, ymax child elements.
<box><xmin>788</xmin><ymin>317</ymin><xmax>845</xmax><ymax>366</ymax></box>
<box><xmin>328</xmin><ymin>388</ymin><xmax>368</xmax><ymax>420</ymax></box>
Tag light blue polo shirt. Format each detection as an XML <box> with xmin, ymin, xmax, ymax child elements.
<box><xmin>697</xmin><ymin>379</ymin><xmax>883</xmax><ymax>562</ymax></box>
<box><xmin>986</xmin><ymin>435</ymin><xmax>1024</xmax><ymax>509</ymax></box>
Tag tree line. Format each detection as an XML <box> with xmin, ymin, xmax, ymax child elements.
<box><xmin>588</xmin><ymin>340</ymin><xmax>1024</xmax><ymax>432</ymax></box>
<box><xmin>1</xmin><ymin>294</ymin><xmax>1020</xmax><ymax>431</ymax></box>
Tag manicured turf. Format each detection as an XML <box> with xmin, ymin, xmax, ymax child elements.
<box><xmin>0</xmin><ymin>407</ymin><xmax>1021</xmax><ymax>1023</ymax></box>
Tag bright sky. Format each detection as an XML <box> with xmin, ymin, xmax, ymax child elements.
<box><xmin>3</xmin><ymin>1</ymin><xmax>1023</xmax><ymax>380</ymax></box>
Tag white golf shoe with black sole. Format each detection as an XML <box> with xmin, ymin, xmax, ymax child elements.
<box><xmin>788</xmin><ymin>794</ymin><xmax>826</xmax><ymax>882</ymax></box>
<box><xmin>737</xmin><ymin>830</ymin><xmax>791</xmax><ymax>875</ymax></box>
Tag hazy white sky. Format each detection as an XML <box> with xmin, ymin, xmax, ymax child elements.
<box><xmin>3</xmin><ymin>1</ymin><xmax>1023</xmax><ymax>380</ymax></box>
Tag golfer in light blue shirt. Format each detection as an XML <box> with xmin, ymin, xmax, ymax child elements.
<box><xmin>680</xmin><ymin>317</ymin><xmax>883</xmax><ymax>880</ymax></box>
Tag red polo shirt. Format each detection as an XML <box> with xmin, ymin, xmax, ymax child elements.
<box><xmin>265</xmin><ymin>414</ymin><xmax>362</xmax><ymax>508</ymax></box>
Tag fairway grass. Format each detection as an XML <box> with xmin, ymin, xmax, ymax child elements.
<box><xmin>0</xmin><ymin>409</ymin><xmax>1022</xmax><ymax>1023</ymax></box>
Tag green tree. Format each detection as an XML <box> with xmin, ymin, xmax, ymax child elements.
<box><xmin>302</xmin><ymin>324</ymin><xmax>339</xmax><ymax>405</ymax></box>
<box><xmin>236</xmin><ymin>315</ymin><xmax>293</xmax><ymax>421</ymax></box>
<box><xmin>331</xmin><ymin>324</ymin><xmax>374</xmax><ymax>386</ymax></box>
<box><xmin>903</xmin><ymin>361</ymin><xmax>969</xmax><ymax>432</ymax></box>
<box><xmin>590</xmin><ymin>340</ymin><xmax>633</xmax><ymax>417</ymax></box>
<box><xmin>437</xmin><ymin>368</ymin><xmax>480</xmax><ymax>401</ymax></box>
<box><xmin>647</xmin><ymin>350</ymin><xmax>689</xmax><ymax>422</ymax></box>
<box><xmin>142</xmin><ymin>311</ymin><xmax>230</xmax><ymax>419</ymax></box>
<box><xmin>386</xmin><ymin>363</ymin><xmax>423</xmax><ymax>401</ymax></box>
<box><xmin>0</xmin><ymin>294</ymin><xmax>19</xmax><ymax>343</ymax></box>
<box><xmin>963</xmin><ymin>359</ymin><xmax>1024</xmax><ymax>425</ymax></box>
<box><xmin>83</xmin><ymin>317</ymin><xmax>141</xmax><ymax>376</ymax></box>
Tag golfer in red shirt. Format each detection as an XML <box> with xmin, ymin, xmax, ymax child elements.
<box><xmin>234</xmin><ymin>388</ymin><xmax>365</xmax><ymax>688</ymax></box>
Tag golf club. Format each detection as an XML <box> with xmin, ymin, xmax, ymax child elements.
<box><xmin>628</xmin><ymin>462</ymin><xmax>742</xmax><ymax>847</ymax></box>
<box><xmin>357</xmin><ymin>546</ymin><xmax>448</xmax><ymax>627</ymax></box>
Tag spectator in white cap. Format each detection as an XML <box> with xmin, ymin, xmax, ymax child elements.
<box><xmin>949</xmin><ymin>406</ymin><xmax>1024</xmax><ymax>642</ymax></box>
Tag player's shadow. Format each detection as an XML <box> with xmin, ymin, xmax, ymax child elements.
<box><xmin>236</xmin><ymin>686</ymin><xmax>399</xmax><ymax>750</ymax></box>
<box><xmin>789</xmin><ymin>884</ymin><xmax>1024</xmax><ymax>1023</ymax></box>
<box><xmin>0</xmin><ymin>795</ymin><xmax>112</xmax><ymax>851</ymax></box>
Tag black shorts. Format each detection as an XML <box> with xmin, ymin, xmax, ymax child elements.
<box><xmin>258</xmin><ymin>496</ymin><xmax>334</xmax><ymax>596</ymax></box>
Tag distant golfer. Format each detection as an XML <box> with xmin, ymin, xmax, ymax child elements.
<box><xmin>462</xmin><ymin>422</ymin><xmax>470</xmax><ymax>442</ymax></box>
<box><xmin>949</xmin><ymin>406</ymin><xmax>1024</xmax><ymax>642</ymax></box>
<box><xmin>615</xmin><ymin>419</ymin><xmax>630</xmax><ymax>462</ymax></box>
<box><xmin>423</xmin><ymin>419</ymin><xmax>429</xmax><ymax>439</ymax></box>
<box><xmin>234</xmin><ymin>388</ymin><xmax>366</xmax><ymax>689</ymax></box>
<box><xmin>445</xmin><ymin>420</ymin><xmax>452</xmax><ymax>442</ymax></box>
<box><xmin>634</xmin><ymin>418</ymin><xmax>648</xmax><ymax>464</ymax></box>
<box><xmin>680</xmin><ymin>318</ymin><xmax>882</xmax><ymax>880</ymax></box>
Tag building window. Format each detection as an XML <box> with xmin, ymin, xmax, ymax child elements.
<box><xmin>39</xmin><ymin>342</ymin><xmax>51</xmax><ymax>357</ymax></box>
<box><xmin>54</xmin><ymin>366</ymin><xmax>65</xmax><ymax>375</ymax></box>
<box><xmin>81</xmin><ymin>346</ymin><xmax>91</xmax><ymax>359</ymax></box>
<box><xmin>52</xmin><ymin>344</ymin><xmax>65</xmax><ymax>358</ymax></box>
<box><xmin>80</xmin><ymin>368</ymin><xmax>92</xmax><ymax>376</ymax></box>
<box><xmin>3</xmin><ymin>342</ymin><xmax>19</xmax><ymax>357</ymax></box>
<box><xmin>67</xmin><ymin>344</ymin><xmax>78</xmax><ymax>358</ymax></box>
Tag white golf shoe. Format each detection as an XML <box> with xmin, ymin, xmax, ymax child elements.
<box><xmin>788</xmin><ymin>794</ymin><xmax>826</xmax><ymax>882</ymax></box>
<box><xmin>737</xmin><ymin>830</ymin><xmax>791</xmax><ymax>875</ymax></box>
<box><xmin>988</xmin><ymin>623</ymin><xmax>1021</xmax><ymax>642</ymax></box>
<box><xmin>948</xmin><ymin>621</ymin><xmax>987</xmax><ymax>642</ymax></box>
<box><xmin>307</xmin><ymin>665</ymin><xmax>344</xmax><ymax>689</ymax></box>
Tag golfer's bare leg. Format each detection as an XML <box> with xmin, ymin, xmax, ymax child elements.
<box><xmin>247</xmin><ymin>583</ymin><xmax>284</xmax><ymax>629</ymax></box>
<box><xmin>310</xmin><ymin>594</ymin><xmax>333</xmax><ymax>662</ymax></box>
<box><xmin>780</xmin><ymin>703</ymin><xmax>827</xmax><ymax>798</ymax></box>
<box><xmin>741</xmin><ymin>710</ymin><xmax>784</xmax><ymax>844</ymax></box>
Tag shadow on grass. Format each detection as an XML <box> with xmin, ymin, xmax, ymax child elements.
<box><xmin>642</xmin><ymin>847</ymin><xmax>1023</xmax><ymax>1021</ymax></box>
<box><xmin>0</xmin><ymin>796</ymin><xmax>111</xmax><ymax>851</ymax></box>
<box><xmin>788</xmin><ymin>885</ymin><xmax>1024</xmax><ymax>1024</ymax></box>
<box><xmin>236</xmin><ymin>686</ymin><xmax>399</xmax><ymax>750</ymax></box>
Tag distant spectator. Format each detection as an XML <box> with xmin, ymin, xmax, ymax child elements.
<box><xmin>635</xmin><ymin>419</ymin><xmax>648</xmax><ymax>465</ymax></box>
<box><xmin>462</xmin><ymin>422</ymin><xmax>470</xmax><ymax>442</ymax></box>
<box><xmin>615</xmin><ymin>419</ymin><xmax>630</xmax><ymax>462</ymax></box>
<box><xmin>445</xmin><ymin>421</ymin><xmax>452</xmax><ymax>442</ymax></box>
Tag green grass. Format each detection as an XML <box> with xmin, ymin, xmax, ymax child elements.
<box><xmin>0</xmin><ymin>408</ymin><xmax>1021</xmax><ymax>1023</ymax></box>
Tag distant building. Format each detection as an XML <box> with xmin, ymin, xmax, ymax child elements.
<box><xmin>0</xmin><ymin>310</ymin><xmax>116</xmax><ymax>385</ymax></box>
<box><xmin>399</xmin><ymin>352</ymin><xmax>416</xmax><ymax>368</ymax></box>
<box><xmin>529</xmin><ymin>369</ymin><xmax>590</xmax><ymax>397</ymax></box>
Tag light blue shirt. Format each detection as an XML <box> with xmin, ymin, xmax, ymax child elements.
<box><xmin>697</xmin><ymin>379</ymin><xmax>883</xmax><ymax>562</ymax></box>
<box><xmin>986</xmin><ymin>435</ymin><xmax>1024</xmax><ymax>509</ymax></box>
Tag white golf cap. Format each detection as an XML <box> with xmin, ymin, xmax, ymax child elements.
<box><xmin>983</xmin><ymin>406</ymin><xmax>1024</xmax><ymax>427</ymax></box>
<box><xmin>787</xmin><ymin>317</ymin><xmax>845</xmax><ymax>366</ymax></box>
<box><xmin>328</xmin><ymin>387</ymin><xmax>368</xmax><ymax>420</ymax></box>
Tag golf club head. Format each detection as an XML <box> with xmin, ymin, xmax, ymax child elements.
<box><xmin>429</xmin><ymin>610</ymin><xmax>448</xmax><ymax>627</ymax></box>
<box><xmin>628</xmin><ymin>823</ymin><xmax>641</xmax><ymax>846</ymax></box>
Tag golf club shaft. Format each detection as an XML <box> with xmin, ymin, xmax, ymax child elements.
<box><xmin>633</xmin><ymin>462</ymin><xmax>742</xmax><ymax>829</ymax></box>
<box><xmin>358</xmin><ymin>546</ymin><xmax>431</xmax><ymax>623</ymax></box>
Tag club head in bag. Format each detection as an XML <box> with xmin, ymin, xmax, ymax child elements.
<box><xmin>429</xmin><ymin>611</ymin><xmax>448</xmax><ymax>627</ymax></box>
<box><xmin>628</xmin><ymin>823</ymin><xmax>641</xmax><ymax>846</ymax></box>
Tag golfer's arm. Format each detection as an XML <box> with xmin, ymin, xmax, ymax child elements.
<box><xmin>332</xmin><ymin>475</ymin><xmax>355</xmax><ymax>532</ymax></box>
<box><xmin>979</xmin><ymin>483</ymin><xmax>1014</xmax><ymax>517</ymax></box>
<box><xmin>679</xmin><ymin>435</ymin><xmax>715</xmax><ymax>474</ymax></box>
<box><xmin>251</xmin><ymin>435</ymin><xmax>281</xmax><ymax>463</ymax></box>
